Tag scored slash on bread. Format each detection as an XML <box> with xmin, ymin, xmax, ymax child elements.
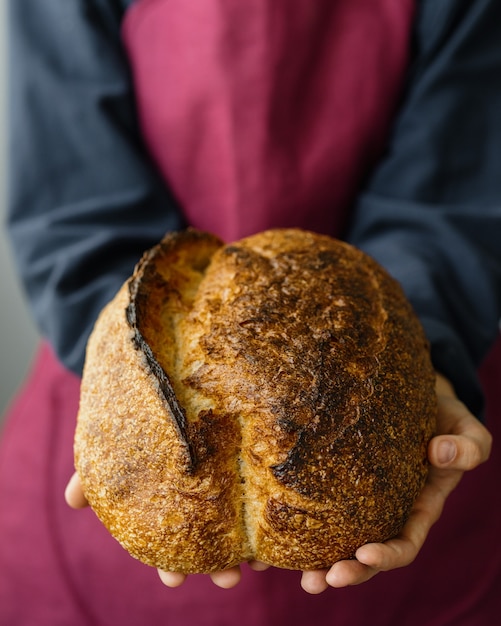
<box><xmin>74</xmin><ymin>228</ymin><xmax>436</xmax><ymax>573</ymax></box>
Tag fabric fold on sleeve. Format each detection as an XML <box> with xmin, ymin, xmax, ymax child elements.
<box><xmin>347</xmin><ymin>0</ymin><xmax>501</xmax><ymax>416</ymax></box>
<box><xmin>7</xmin><ymin>0</ymin><xmax>185</xmax><ymax>375</ymax></box>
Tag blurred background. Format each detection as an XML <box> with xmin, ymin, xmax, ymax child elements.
<box><xmin>0</xmin><ymin>0</ymin><xmax>39</xmax><ymax>419</ymax></box>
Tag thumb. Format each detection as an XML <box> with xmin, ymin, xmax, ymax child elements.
<box><xmin>429</xmin><ymin>429</ymin><xmax>491</xmax><ymax>471</ymax></box>
<box><xmin>431</xmin><ymin>374</ymin><xmax>492</xmax><ymax>472</ymax></box>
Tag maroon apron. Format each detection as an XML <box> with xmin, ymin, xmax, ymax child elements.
<box><xmin>1</xmin><ymin>1</ymin><xmax>500</xmax><ymax>624</ymax></box>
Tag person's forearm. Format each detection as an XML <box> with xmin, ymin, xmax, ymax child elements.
<box><xmin>348</xmin><ymin>0</ymin><xmax>501</xmax><ymax>416</ymax></box>
<box><xmin>7</xmin><ymin>0</ymin><xmax>185</xmax><ymax>374</ymax></box>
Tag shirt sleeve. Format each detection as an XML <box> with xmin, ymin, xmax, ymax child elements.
<box><xmin>7</xmin><ymin>0</ymin><xmax>185</xmax><ymax>375</ymax></box>
<box><xmin>347</xmin><ymin>0</ymin><xmax>501</xmax><ymax>417</ymax></box>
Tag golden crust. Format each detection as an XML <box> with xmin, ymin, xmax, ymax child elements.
<box><xmin>75</xmin><ymin>228</ymin><xmax>437</xmax><ymax>572</ymax></box>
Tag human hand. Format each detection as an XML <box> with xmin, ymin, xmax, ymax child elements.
<box><xmin>300</xmin><ymin>372</ymin><xmax>493</xmax><ymax>594</ymax></box>
<box><xmin>157</xmin><ymin>373</ymin><xmax>492</xmax><ymax>592</ymax></box>
<box><xmin>65</xmin><ymin>372</ymin><xmax>492</xmax><ymax>593</ymax></box>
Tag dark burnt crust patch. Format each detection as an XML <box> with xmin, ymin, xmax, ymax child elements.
<box><xmin>194</xmin><ymin>234</ymin><xmax>390</xmax><ymax>485</ymax></box>
<box><xmin>126</xmin><ymin>227</ymin><xmax>435</xmax><ymax>501</ymax></box>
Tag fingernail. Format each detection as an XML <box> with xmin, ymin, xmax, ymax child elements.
<box><xmin>437</xmin><ymin>440</ymin><xmax>456</xmax><ymax>465</ymax></box>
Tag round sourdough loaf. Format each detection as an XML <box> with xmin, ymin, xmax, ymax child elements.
<box><xmin>74</xmin><ymin>228</ymin><xmax>436</xmax><ymax>573</ymax></box>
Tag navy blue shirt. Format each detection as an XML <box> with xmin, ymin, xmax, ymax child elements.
<box><xmin>7</xmin><ymin>0</ymin><xmax>501</xmax><ymax>417</ymax></box>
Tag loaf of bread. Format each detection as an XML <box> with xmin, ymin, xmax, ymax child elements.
<box><xmin>74</xmin><ymin>228</ymin><xmax>436</xmax><ymax>573</ymax></box>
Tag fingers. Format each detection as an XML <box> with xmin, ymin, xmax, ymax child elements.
<box><xmin>430</xmin><ymin>385</ymin><xmax>492</xmax><ymax>471</ymax></box>
<box><xmin>352</xmin><ymin>460</ymin><xmax>464</xmax><ymax>575</ymax></box>
<box><xmin>346</xmin><ymin>534</ymin><xmax>422</xmax><ymax>578</ymax></box>
<box><xmin>64</xmin><ymin>472</ymin><xmax>89</xmax><ymax>509</ymax></box>
<box><xmin>354</xmin><ymin>533</ymin><xmax>422</xmax><ymax>573</ymax></box>
<box><xmin>336</xmin><ymin>511</ymin><xmax>429</xmax><ymax>580</ymax></box>
<box><xmin>303</xmin><ymin>559</ymin><xmax>381</xmax><ymax>592</ymax></box>
<box><xmin>430</xmin><ymin>431</ymin><xmax>491</xmax><ymax>471</ymax></box>
<box><xmin>325</xmin><ymin>560</ymin><xmax>378</xmax><ymax>588</ymax></box>
<box><xmin>431</xmin><ymin>405</ymin><xmax>492</xmax><ymax>470</ymax></box>
<box><xmin>72</xmin><ymin>371</ymin><xmax>492</xmax><ymax>597</ymax></box>
<box><xmin>301</xmin><ymin>569</ymin><xmax>330</xmax><ymax>594</ymax></box>
<box><xmin>158</xmin><ymin>570</ymin><xmax>187</xmax><ymax>588</ymax></box>
<box><xmin>209</xmin><ymin>566</ymin><xmax>242</xmax><ymax>588</ymax></box>
<box><xmin>158</xmin><ymin>565</ymin><xmax>242</xmax><ymax>590</ymax></box>
<box><xmin>300</xmin><ymin>559</ymin><xmax>386</xmax><ymax>593</ymax></box>
<box><xmin>318</xmin><ymin>373</ymin><xmax>493</xmax><ymax>592</ymax></box>
<box><xmin>328</xmin><ymin>466</ymin><xmax>460</xmax><ymax>582</ymax></box>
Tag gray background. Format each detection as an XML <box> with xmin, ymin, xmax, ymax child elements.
<box><xmin>0</xmin><ymin>0</ymin><xmax>40</xmax><ymax>419</ymax></box>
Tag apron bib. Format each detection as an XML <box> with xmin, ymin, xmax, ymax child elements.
<box><xmin>123</xmin><ymin>0</ymin><xmax>414</xmax><ymax>241</ymax></box>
